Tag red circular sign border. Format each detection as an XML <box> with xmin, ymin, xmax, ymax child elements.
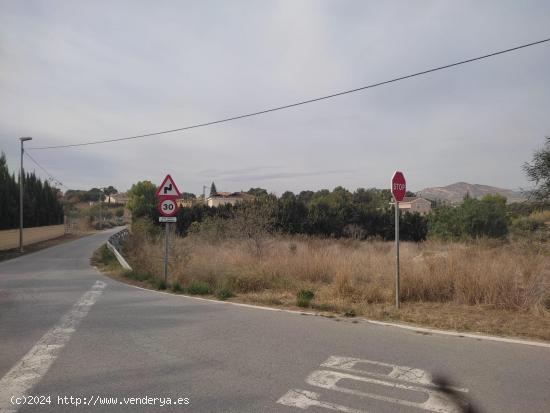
<box><xmin>158</xmin><ymin>198</ymin><xmax>178</xmax><ymax>217</ymax></box>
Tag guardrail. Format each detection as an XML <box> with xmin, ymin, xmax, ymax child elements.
<box><xmin>106</xmin><ymin>229</ymin><xmax>132</xmax><ymax>271</ymax></box>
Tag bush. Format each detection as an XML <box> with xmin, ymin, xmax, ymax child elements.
<box><xmin>125</xmin><ymin>270</ymin><xmax>152</xmax><ymax>282</ymax></box>
<box><xmin>95</xmin><ymin>244</ymin><xmax>117</xmax><ymax>266</ymax></box>
<box><xmin>216</xmin><ymin>286</ymin><xmax>234</xmax><ymax>300</ymax></box>
<box><xmin>296</xmin><ymin>289</ymin><xmax>315</xmax><ymax>307</ymax></box>
<box><xmin>94</xmin><ymin>222</ymin><xmax>113</xmax><ymax>230</ymax></box>
<box><xmin>187</xmin><ymin>280</ymin><xmax>211</xmax><ymax>295</ymax></box>
<box><xmin>510</xmin><ymin>215</ymin><xmax>550</xmax><ymax>242</ymax></box>
<box><xmin>155</xmin><ymin>279</ymin><xmax>167</xmax><ymax>290</ymax></box>
<box><xmin>171</xmin><ymin>282</ymin><xmax>183</xmax><ymax>293</ymax></box>
<box><xmin>428</xmin><ymin>195</ymin><xmax>509</xmax><ymax>239</ymax></box>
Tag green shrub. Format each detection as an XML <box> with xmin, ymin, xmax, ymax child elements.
<box><xmin>296</xmin><ymin>289</ymin><xmax>315</xmax><ymax>308</ymax></box>
<box><xmin>124</xmin><ymin>270</ymin><xmax>151</xmax><ymax>282</ymax></box>
<box><xmin>510</xmin><ymin>215</ymin><xmax>550</xmax><ymax>242</ymax></box>
<box><xmin>187</xmin><ymin>280</ymin><xmax>211</xmax><ymax>295</ymax></box>
<box><xmin>155</xmin><ymin>279</ymin><xmax>167</xmax><ymax>290</ymax></box>
<box><xmin>216</xmin><ymin>287</ymin><xmax>234</xmax><ymax>301</ymax></box>
<box><xmin>171</xmin><ymin>282</ymin><xmax>183</xmax><ymax>293</ymax></box>
<box><xmin>97</xmin><ymin>244</ymin><xmax>117</xmax><ymax>266</ymax></box>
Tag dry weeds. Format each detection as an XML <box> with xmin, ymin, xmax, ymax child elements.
<box><xmin>124</xmin><ymin>232</ymin><xmax>550</xmax><ymax>340</ymax></box>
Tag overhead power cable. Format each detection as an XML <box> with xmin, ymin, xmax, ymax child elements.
<box><xmin>29</xmin><ymin>37</ymin><xmax>550</xmax><ymax>150</ymax></box>
<box><xmin>24</xmin><ymin>151</ymin><xmax>68</xmax><ymax>189</ymax></box>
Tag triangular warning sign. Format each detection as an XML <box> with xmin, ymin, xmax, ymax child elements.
<box><xmin>156</xmin><ymin>174</ymin><xmax>181</xmax><ymax>198</ymax></box>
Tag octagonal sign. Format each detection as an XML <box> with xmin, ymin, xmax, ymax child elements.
<box><xmin>391</xmin><ymin>171</ymin><xmax>406</xmax><ymax>202</ymax></box>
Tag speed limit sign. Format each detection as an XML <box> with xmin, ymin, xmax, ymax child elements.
<box><xmin>158</xmin><ymin>198</ymin><xmax>178</xmax><ymax>217</ymax></box>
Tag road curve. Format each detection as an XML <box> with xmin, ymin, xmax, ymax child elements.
<box><xmin>0</xmin><ymin>229</ymin><xmax>549</xmax><ymax>413</ymax></box>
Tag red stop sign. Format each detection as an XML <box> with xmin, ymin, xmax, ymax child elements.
<box><xmin>391</xmin><ymin>171</ymin><xmax>406</xmax><ymax>202</ymax></box>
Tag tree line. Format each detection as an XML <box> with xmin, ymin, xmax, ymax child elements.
<box><xmin>127</xmin><ymin>181</ymin><xmax>429</xmax><ymax>241</ymax></box>
<box><xmin>64</xmin><ymin>186</ymin><xmax>118</xmax><ymax>203</ymax></box>
<box><xmin>128</xmin><ymin>180</ymin><xmax>542</xmax><ymax>242</ymax></box>
<box><xmin>125</xmin><ymin>137</ymin><xmax>550</xmax><ymax>242</ymax></box>
<box><xmin>0</xmin><ymin>152</ymin><xmax>64</xmax><ymax>230</ymax></box>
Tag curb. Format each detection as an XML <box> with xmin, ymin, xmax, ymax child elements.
<box><xmin>97</xmin><ymin>269</ymin><xmax>550</xmax><ymax>349</ymax></box>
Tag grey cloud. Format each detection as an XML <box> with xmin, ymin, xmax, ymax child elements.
<box><xmin>1</xmin><ymin>1</ymin><xmax>549</xmax><ymax>194</ymax></box>
<box><xmin>198</xmin><ymin>166</ymin><xmax>283</xmax><ymax>178</ymax></box>
<box><xmin>223</xmin><ymin>169</ymin><xmax>356</xmax><ymax>182</ymax></box>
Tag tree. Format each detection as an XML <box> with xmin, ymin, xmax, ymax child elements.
<box><xmin>180</xmin><ymin>192</ymin><xmax>196</xmax><ymax>200</ymax></box>
<box><xmin>523</xmin><ymin>136</ymin><xmax>550</xmax><ymax>201</ymax></box>
<box><xmin>400</xmin><ymin>212</ymin><xmax>428</xmax><ymax>242</ymax></box>
<box><xmin>275</xmin><ymin>191</ymin><xmax>307</xmax><ymax>233</ymax></box>
<box><xmin>0</xmin><ymin>152</ymin><xmax>63</xmax><ymax>229</ymax></box>
<box><xmin>428</xmin><ymin>194</ymin><xmax>508</xmax><ymax>239</ymax></box>
<box><xmin>0</xmin><ymin>152</ymin><xmax>19</xmax><ymax>229</ymax></box>
<box><xmin>209</xmin><ymin>182</ymin><xmax>218</xmax><ymax>197</ymax></box>
<box><xmin>461</xmin><ymin>194</ymin><xmax>508</xmax><ymax>238</ymax></box>
<box><xmin>228</xmin><ymin>199</ymin><xmax>276</xmax><ymax>257</ymax></box>
<box><xmin>88</xmin><ymin>188</ymin><xmax>105</xmax><ymax>202</ymax></box>
<box><xmin>247</xmin><ymin>187</ymin><xmax>268</xmax><ymax>197</ymax></box>
<box><xmin>103</xmin><ymin>186</ymin><xmax>118</xmax><ymax>196</ymax></box>
<box><xmin>127</xmin><ymin>181</ymin><xmax>157</xmax><ymax>220</ymax></box>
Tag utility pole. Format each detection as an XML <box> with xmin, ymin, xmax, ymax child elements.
<box><xmin>19</xmin><ymin>137</ymin><xmax>32</xmax><ymax>253</ymax></box>
<box><xmin>203</xmin><ymin>185</ymin><xmax>207</xmax><ymax>205</ymax></box>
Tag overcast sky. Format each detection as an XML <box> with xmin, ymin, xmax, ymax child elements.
<box><xmin>1</xmin><ymin>0</ymin><xmax>549</xmax><ymax>195</ymax></box>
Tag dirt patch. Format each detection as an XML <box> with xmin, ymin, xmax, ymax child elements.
<box><xmin>0</xmin><ymin>233</ymin><xmax>90</xmax><ymax>262</ymax></box>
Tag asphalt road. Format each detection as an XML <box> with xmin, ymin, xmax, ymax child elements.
<box><xmin>0</xmin><ymin>229</ymin><xmax>549</xmax><ymax>413</ymax></box>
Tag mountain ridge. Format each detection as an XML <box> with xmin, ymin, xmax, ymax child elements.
<box><xmin>416</xmin><ymin>182</ymin><xmax>525</xmax><ymax>203</ymax></box>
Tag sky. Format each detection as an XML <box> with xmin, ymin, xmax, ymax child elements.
<box><xmin>1</xmin><ymin>0</ymin><xmax>549</xmax><ymax>195</ymax></box>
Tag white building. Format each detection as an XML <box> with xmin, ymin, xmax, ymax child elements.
<box><xmin>207</xmin><ymin>192</ymin><xmax>254</xmax><ymax>207</ymax></box>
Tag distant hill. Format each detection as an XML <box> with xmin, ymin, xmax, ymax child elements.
<box><xmin>417</xmin><ymin>182</ymin><xmax>525</xmax><ymax>204</ymax></box>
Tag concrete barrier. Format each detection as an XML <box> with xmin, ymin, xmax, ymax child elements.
<box><xmin>0</xmin><ymin>225</ymin><xmax>66</xmax><ymax>251</ymax></box>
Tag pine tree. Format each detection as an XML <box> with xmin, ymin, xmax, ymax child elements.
<box><xmin>210</xmin><ymin>182</ymin><xmax>218</xmax><ymax>197</ymax></box>
<box><xmin>0</xmin><ymin>151</ymin><xmax>64</xmax><ymax>229</ymax></box>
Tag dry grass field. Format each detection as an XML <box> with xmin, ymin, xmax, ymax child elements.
<box><xmin>121</xmin><ymin>231</ymin><xmax>550</xmax><ymax>340</ymax></box>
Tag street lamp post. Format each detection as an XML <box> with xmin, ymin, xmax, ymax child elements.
<box><xmin>99</xmin><ymin>190</ymin><xmax>103</xmax><ymax>230</ymax></box>
<box><xmin>19</xmin><ymin>137</ymin><xmax>32</xmax><ymax>253</ymax></box>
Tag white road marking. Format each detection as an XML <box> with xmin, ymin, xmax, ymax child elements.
<box><xmin>0</xmin><ymin>281</ymin><xmax>106</xmax><ymax>413</ymax></box>
<box><xmin>278</xmin><ymin>355</ymin><xmax>469</xmax><ymax>412</ymax></box>
<box><xmin>321</xmin><ymin>356</ymin><xmax>467</xmax><ymax>392</ymax></box>
<box><xmin>113</xmin><ymin>277</ymin><xmax>550</xmax><ymax>348</ymax></box>
<box><xmin>277</xmin><ymin>389</ymin><xmax>368</xmax><ymax>412</ymax></box>
<box><xmin>306</xmin><ymin>370</ymin><xmax>462</xmax><ymax>413</ymax></box>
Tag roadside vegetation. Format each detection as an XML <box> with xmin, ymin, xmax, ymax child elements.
<box><xmin>116</xmin><ymin>221</ymin><xmax>549</xmax><ymax>340</ymax></box>
<box><xmin>63</xmin><ymin>186</ymin><xmax>128</xmax><ymax>232</ymax></box>
<box><xmin>98</xmin><ymin>137</ymin><xmax>550</xmax><ymax>341</ymax></box>
<box><xmin>0</xmin><ymin>151</ymin><xmax>64</xmax><ymax>230</ymax></box>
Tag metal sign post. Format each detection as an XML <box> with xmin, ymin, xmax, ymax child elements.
<box><xmin>394</xmin><ymin>200</ymin><xmax>400</xmax><ymax>309</ymax></box>
<box><xmin>391</xmin><ymin>171</ymin><xmax>406</xmax><ymax>310</ymax></box>
<box><xmin>164</xmin><ymin>222</ymin><xmax>169</xmax><ymax>285</ymax></box>
<box><xmin>156</xmin><ymin>175</ymin><xmax>181</xmax><ymax>287</ymax></box>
